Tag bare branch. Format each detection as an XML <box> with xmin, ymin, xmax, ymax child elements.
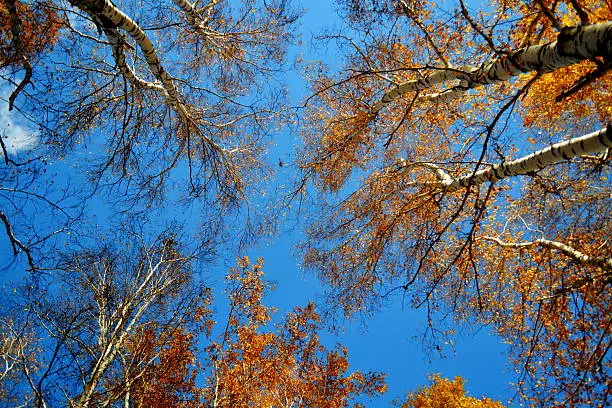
<box><xmin>3</xmin><ymin>0</ymin><xmax>33</xmax><ymax>110</ymax></box>
<box><xmin>0</xmin><ymin>210</ymin><xmax>35</xmax><ymax>270</ymax></box>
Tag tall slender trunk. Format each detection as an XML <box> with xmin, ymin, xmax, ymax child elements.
<box><xmin>440</xmin><ymin>126</ymin><xmax>611</xmax><ymax>191</ymax></box>
<box><xmin>372</xmin><ymin>22</ymin><xmax>612</xmax><ymax>113</ymax></box>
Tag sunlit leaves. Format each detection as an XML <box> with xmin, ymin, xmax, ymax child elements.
<box><xmin>395</xmin><ymin>375</ymin><xmax>505</xmax><ymax>408</ymax></box>
<box><xmin>204</xmin><ymin>257</ymin><xmax>387</xmax><ymax>407</ymax></box>
<box><xmin>299</xmin><ymin>0</ymin><xmax>611</xmax><ymax>406</ymax></box>
<box><xmin>0</xmin><ymin>0</ymin><xmax>61</xmax><ymax>67</ymax></box>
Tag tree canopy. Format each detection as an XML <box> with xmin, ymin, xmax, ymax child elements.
<box><xmin>0</xmin><ymin>232</ymin><xmax>386</xmax><ymax>406</ymax></box>
<box><xmin>299</xmin><ymin>0</ymin><xmax>610</xmax><ymax>405</ymax></box>
<box><xmin>0</xmin><ymin>0</ymin><xmax>610</xmax><ymax>406</ymax></box>
<box><xmin>394</xmin><ymin>375</ymin><xmax>505</xmax><ymax>408</ymax></box>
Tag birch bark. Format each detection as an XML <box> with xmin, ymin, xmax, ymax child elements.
<box><xmin>396</xmin><ymin>126</ymin><xmax>611</xmax><ymax>191</ymax></box>
<box><xmin>437</xmin><ymin>126</ymin><xmax>611</xmax><ymax>191</ymax></box>
<box><xmin>372</xmin><ymin>22</ymin><xmax>612</xmax><ymax>113</ymax></box>
<box><xmin>71</xmin><ymin>0</ymin><xmax>191</xmax><ymax>121</ymax></box>
<box><xmin>172</xmin><ymin>0</ymin><xmax>222</xmax><ymax>31</ymax></box>
<box><xmin>481</xmin><ymin>236</ymin><xmax>612</xmax><ymax>271</ymax></box>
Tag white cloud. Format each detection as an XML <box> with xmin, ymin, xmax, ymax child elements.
<box><xmin>0</xmin><ymin>86</ymin><xmax>38</xmax><ymax>156</ymax></box>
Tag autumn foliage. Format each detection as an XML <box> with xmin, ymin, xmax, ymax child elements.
<box><xmin>122</xmin><ymin>328</ymin><xmax>201</xmax><ymax>407</ymax></box>
<box><xmin>299</xmin><ymin>0</ymin><xmax>611</xmax><ymax>405</ymax></box>
<box><xmin>395</xmin><ymin>375</ymin><xmax>505</xmax><ymax>408</ymax></box>
<box><xmin>202</xmin><ymin>257</ymin><xmax>387</xmax><ymax>407</ymax></box>
<box><xmin>0</xmin><ymin>0</ymin><xmax>61</xmax><ymax>67</ymax></box>
<box><xmin>0</xmin><ymin>236</ymin><xmax>386</xmax><ymax>407</ymax></box>
<box><xmin>0</xmin><ymin>0</ymin><xmax>609</xmax><ymax>407</ymax></box>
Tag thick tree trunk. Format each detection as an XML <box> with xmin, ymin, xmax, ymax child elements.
<box><xmin>372</xmin><ymin>22</ymin><xmax>612</xmax><ymax>113</ymax></box>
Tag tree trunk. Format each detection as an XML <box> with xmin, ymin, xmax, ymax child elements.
<box><xmin>372</xmin><ymin>22</ymin><xmax>612</xmax><ymax>113</ymax></box>
<box><xmin>72</xmin><ymin>0</ymin><xmax>189</xmax><ymax>120</ymax></box>
<box><xmin>440</xmin><ymin>126</ymin><xmax>611</xmax><ymax>191</ymax></box>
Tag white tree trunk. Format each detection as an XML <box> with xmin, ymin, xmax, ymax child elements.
<box><xmin>372</xmin><ymin>22</ymin><xmax>612</xmax><ymax>113</ymax></box>
<box><xmin>74</xmin><ymin>0</ymin><xmax>190</xmax><ymax>121</ymax></box>
<box><xmin>74</xmin><ymin>252</ymin><xmax>183</xmax><ymax>408</ymax></box>
<box><xmin>395</xmin><ymin>127</ymin><xmax>611</xmax><ymax>191</ymax></box>
<box><xmin>481</xmin><ymin>236</ymin><xmax>612</xmax><ymax>271</ymax></box>
<box><xmin>172</xmin><ymin>0</ymin><xmax>221</xmax><ymax>30</ymax></box>
<box><xmin>102</xmin><ymin>26</ymin><xmax>164</xmax><ymax>92</ymax></box>
<box><xmin>441</xmin><ymin>126</ymin><xmax>611</xmax><ymax>191</ymax></box>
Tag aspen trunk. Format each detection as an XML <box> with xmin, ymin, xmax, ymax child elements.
<box><xmin>481</xmin><ymin>236</ymin><xmax>612</xmax><ymax>270</ymax></box>
<box><xmin>73</xmin><ymin>0</ymin><xmax>190</xmax><ymax>120</ymax></box>
<box><xmin>372</xmin><ymin>22</ymin><xmax>612</xmax><ymax>113</ymax></box>
<box><xmin>441</xmin><ymin>126</ymin><xmax>611</xmax><ymax>191</ymax></box>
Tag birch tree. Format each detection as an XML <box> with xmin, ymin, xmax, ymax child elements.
<box><xmin>3</xmin><ymin>245</ymin><xmax>387</xmax><ymax>407</ymax></box>
<box><xmin>0</xmin><ymin>313</ymin><xmax>39</xmax><ymax>404</ymax></box>
<box><xmin>1</xmin><ymin>0</ymin><xmax>298</xmax><ymax>211</ymax></box>
<box><xmin>0</xmin><ymin>0</ymin><xmax>298</xmax><ymax>268</ymax></box>
<box><xmin>299</xmin><ymin>0</ymin><xmax>611</xmax><ymax>405</ymax></box>
<box><xmin>0</xmin><ymin>142</ymin><xmax>82</xmax><ymax>271</ymax></box>
<box><xmin>0</xmin><ymin>0</ymin><xmax>72</xmax><ymax>270</ymax></box>
<box><xmin>9</xmin><ymin>229</ymin><xmax>211</xmax><ymax>407</ymax></box>
<box><xmin>0</xmin><ymin>0</ymin><xmax>61</xmax><ymax>109</ymax></box>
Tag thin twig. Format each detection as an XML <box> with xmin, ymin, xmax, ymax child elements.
<box><xmin>3</xmin><ymin>0</ymin><xmax>33</xmax><ymax>110</ymax></box>
<box><xmin>0</xmin><ymin>210</ymin><xmax>35</xmax><ymax>270</ymax></box>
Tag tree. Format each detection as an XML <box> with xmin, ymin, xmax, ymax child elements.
<box><xmin>394</xmin><ymin>375</ymin><xmax>505</xmax><ymax>408</ymax></box>
<box><xmin>4</xmin><ymin>228</ymin><xmax>211</xmax><ymax>407</ymax></box>
<box><xmin>0</xmin><ymin>313</ymin><xmax>39</xmax><ymax>404</ymax></box>
<box><xmin>298</xmin><ymin>0</ymin><xmax>610</xmax><ymax>405</ymax></box>
<box><xmin>0</xmin><ymin>0</ymin><xmax>301</xmax><ymax>277</ymax></box>
<box><xmin>47</xmin><ymin>0</ymin><xmax>297</xmax><ymax>207</ymax></box>
<box><xmin>202</xmin><ymin>257</ymin><xmax>387</xmax><ymax>407</ymax></box>
<box><xmin>0</xmin><ymin>0</ymin><xmax>62</xmax><ymax>109</ymax></box>
<box><xmin>3</xmin><ymin>234</ymin><xmax>386</xmax><ymax>407</ymax></box>
<box><xmin>0</xmin><ymin>0</ymin><xmax>300</xmax><ymax>265</ymax></box>
<box><xmin>0</xmin><ymin>1</ymin><xmax>72</xmax><ymax>271</ymax></box>
<box><xmin>0</xmin><ymin>146</ymin><xmax>81</xmax><ymax>271</ymax></box>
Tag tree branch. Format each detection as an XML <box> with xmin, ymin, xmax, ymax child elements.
<box><xmin>438</xmin><ymin>126</ymin><xmax>611</xmax><ymax>191</ymax></box>
<box><xmin>398</xmin><ymin>0</ymin><xmax>449</xmax><ymax>67</ymax></box>
<box><xmin>0</xmin><ymin>210</ymin><xmax>35</xmax><ymax>271</ymax></box>
<box><xmin>101</xmin><ymin>26</ymin><xmax>164</xmax><ymax>91</ymax></box>
<box><xmin>72</xmin><ymin>0</ymin><xmax>192</xmax><ymax>122</ymax></box>
<box><xmin>555</xmin><ymin>60</ymin><xmax>611</xmax><ymax>102</ymax></box>
<box><xmin>172</xmin><ymin>0</ymin><xmax>221</xmax><ymax>31</ymax></box>
<box><xmin>459</xmin><ymin>0</ymin><xmax>502</xmax><ymax>56</ymax></box>
<box><xmin>371</xmin><ymin>22</ymin><xmax>612</xmax><ymax>114</ymax></box>
<box><xmin>568</xmin><ymin>0</ymin><xmax>590</xmax><ymax>26</ymax></box>
<box><xmin>480</xmin><ymin>236</ymin><xmax>612</xmax><ymax>271</ymax></box>
<box><xmin>3</xmin><ymin>0</ymin><xmax>33</xmax><ymax>111</ymax></box>
<box><xmin>535</xmin><ymin>0</ymin><xmax>562</xmax><ymax>31</ymax></box>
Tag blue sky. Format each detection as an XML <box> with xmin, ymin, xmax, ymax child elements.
<box><xmin>236</xmin><ymin>0</ymin><xmax>517</xmax><ymax>405</ymax></box>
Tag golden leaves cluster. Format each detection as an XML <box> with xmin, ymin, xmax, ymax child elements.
<box><xmin>0</xmin><ymin>0</ymin><xmax>62</xmax><ymax>67</ymax></box>
<box><xmin>203</xmin><ymin>257</ymin><xmax>387</xmax><ymax>407</ymax></box>
<box><xmin>396</xmin><ymin>375</ymin><xmax>505</xmax><ymax>408</ymax></box>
